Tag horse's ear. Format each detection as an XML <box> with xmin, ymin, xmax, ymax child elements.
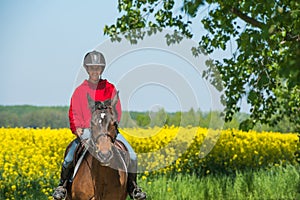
<box><xmin>87</xmin><ymin>93</ymin><xmax>95</xmax><ymax>111</ymax></box>
<box><xmin>112</xmin><ymin>91</ymin><xmax>119</xmax><ymax>107</ymax></box>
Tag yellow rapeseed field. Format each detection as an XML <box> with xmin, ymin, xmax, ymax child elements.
<box><xmin>0</xmin><ymin>127</ymin><xmax>299</xmax><ymax>199</ymax></box>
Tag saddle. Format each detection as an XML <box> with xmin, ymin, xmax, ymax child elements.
<box><xmin>64</xmin><ymin>138</ymin><xmax>130</xmax><ymax>182</ymax></box>
<box><xmin>63</xmin><ymin>139</ymin><xmax>86</xmax><ymax>167</ymax></box>
<box><xmin>73</xmin><ymin>141</ymin><xmax>86</xmax><ymax>166</ymax></box>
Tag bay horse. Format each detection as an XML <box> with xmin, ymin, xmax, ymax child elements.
<box><xmin>66</xmin><ymin>93</ymin><xmax>130</xmax><ymax>200</ymax></box>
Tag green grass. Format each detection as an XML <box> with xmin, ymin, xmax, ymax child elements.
<box><xmin>1</xmin><ymin>165</ymin><xmax>299</xmax><ymax>199</ymax></box>
<box><xmin>134</xmin><ymin>165</ymin><xmax>300</xmax><ymax>200</ymax></box>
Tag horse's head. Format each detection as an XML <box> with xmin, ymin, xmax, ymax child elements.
<box><xmin>87</xmin><ymin>92</ymin><xmax>119</xmax><ymax>166</ymax></box>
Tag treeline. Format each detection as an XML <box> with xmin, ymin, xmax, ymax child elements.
<box><xmin>119</xmin><ymin>109</ymin><xmax>239</xmax><ymax>129</ymax></box>
<box><xmin>0</xmin><ymin>105</ymin><xmax>298</xmax><ymax>133</ymax></box>
<box><xmin>0</xmin><ymin>105</ymin><xmax>69</xmax><ymax>128</ymax></box>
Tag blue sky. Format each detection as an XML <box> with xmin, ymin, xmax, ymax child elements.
<box><xmin>0</xmin><ymin>0</ymin><xmax>234</xmax><ymax>112</ymax></box>
<box><xmin>0</xmin><ymin>0</ymin><xmax>120</xmax><ymax>106</ymax></box>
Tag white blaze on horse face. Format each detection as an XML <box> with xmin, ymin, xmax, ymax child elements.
<box><xmin>98</xmin><ymin>112</ymin><xmax>106</xmax><ymax>124</ymax></box>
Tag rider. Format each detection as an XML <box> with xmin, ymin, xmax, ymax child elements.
<box><xmin>52</xmin><ymin>50</ymin><xmax>146</xmax><ymax>200</ymax></box>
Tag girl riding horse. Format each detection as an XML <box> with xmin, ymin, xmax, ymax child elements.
<box><xmin>52</xmin><ymin>50</ymin><xmax>146</xmax><ymax>200</ymax></box>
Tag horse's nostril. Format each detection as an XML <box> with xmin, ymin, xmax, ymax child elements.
<box><xmin>97</xmin><ymin>152</ymin><xmax>102</xmax><ymax>158</ymax></box>
<box><xmin>97</xmin><ymin>150</ymin><xmax>113</xmax><ymax>163</ymax></box>
<box><xmin>107</xmin><ymin>150</ymin><xmax>112</xmax><ymax>159</ymax></box>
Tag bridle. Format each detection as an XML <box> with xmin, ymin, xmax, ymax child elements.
<box><xmin>93</xmin><ymin>133</ymin><xmax>116</xmax><ymax>145</ymax></box>
<box><xmin>90</xmin><ymin>105</ymin><xmax>118</xmax><ymax>151</ymax></box>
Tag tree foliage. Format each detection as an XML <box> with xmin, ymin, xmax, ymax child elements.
<box><xmin>104</xmin><ymin>0</ymin><xmax>300</xmax><ymax>131</ymax></box>
<box><xmin>0</xmin><ymin>105</ymin><xmax>69</xmax><ymax>128</ymax></box>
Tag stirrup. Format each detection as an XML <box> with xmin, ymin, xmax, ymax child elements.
<box><xmin>132</xmin><ymin>187</ymin><xmax>147</xmax><ymax>200</ymax></box>
<box><xmin>52</xmin><ymin>186</ymin><xmax>67</xmax><ymax>200</ymax></box>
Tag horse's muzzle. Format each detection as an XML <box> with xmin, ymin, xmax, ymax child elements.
<box><xmin>97</xmin><ymin>150</ymin><xmax>113</xmax><ymax>166</ymax></box>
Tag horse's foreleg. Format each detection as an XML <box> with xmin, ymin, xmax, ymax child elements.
<box><xmin>118</xmin><ymin>169</ymin><xmax>127</xmax><ymax>187</ymax></box>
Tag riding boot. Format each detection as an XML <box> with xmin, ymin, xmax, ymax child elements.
<box><xmin>127</xmin><ymin>159</ymin><xmax>147</xmax><ymax>200</ymax></box>
<box><xmin>59</xmin><ymin>165</ymin><xmax>73</xmax><ymax>186</ymax></box>
<box><xmin>52</xmin><ymin>165</ymin><xmax>73</xmax><ymax>200</ymax></box>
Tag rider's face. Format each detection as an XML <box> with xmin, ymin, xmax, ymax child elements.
<box><xmin>86</xmin><ymin>65</ymin><xmax>104</xmax><ymax>83</ymax></box>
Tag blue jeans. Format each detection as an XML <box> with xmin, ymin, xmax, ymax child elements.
<box><xmin>63</xmin><ymin>129</ymin><xmax>136</xmax><ymax>168</ymax></box>
<box><xmin>63</xmin><ymin>137</ymin><xmax>80</xmax><ymax>168</ymax></box>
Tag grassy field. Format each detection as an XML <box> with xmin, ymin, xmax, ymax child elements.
<box><xmin>135</xmin><ymin>165</ymin><xmax>300</xmax><ymax>200</ymax></box>
<box><xmin>5</xmin><ymin>164</ymin><xmax>298</xmax><ymax>200</ymax></box>
<box><xmin>1</xmin><ymin>165</ymin><xmax>298</xmax><ymax>199</ymax></box>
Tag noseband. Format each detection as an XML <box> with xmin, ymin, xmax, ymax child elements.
<box><xmin>94</xmin><ymin>133</ymin><xmax>116</xmax><ymax>144</ymax></box>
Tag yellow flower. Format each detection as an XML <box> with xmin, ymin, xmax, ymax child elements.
<box><xmin>0</xmin><ymin>126</ymin><xmax>298</xmax><ymax>198</ymax></box>
<box><xmin>232</xmin><ymin>154</ymin><xmax>238</xmax><ymax>160</ymax></box>
<box><xmin>11</xmin><ymin>185</ymin><xmax>16</xmax><ymax>191</ymax></box>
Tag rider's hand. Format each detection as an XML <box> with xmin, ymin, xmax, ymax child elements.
<box><xmin>76</xmin><ymin>128</ymin><xmax>83</xmax><ymax>137</ymax></box>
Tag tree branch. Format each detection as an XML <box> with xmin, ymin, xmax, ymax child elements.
<box><xmin>231</xmin><ymin>7</ymin><xmax>265</xmax><ymax>29</ymax></box>
<box><xmin>230</xmin><ymin>7</ymin><xmax>300</xmax><ymax>42</ymax></box>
